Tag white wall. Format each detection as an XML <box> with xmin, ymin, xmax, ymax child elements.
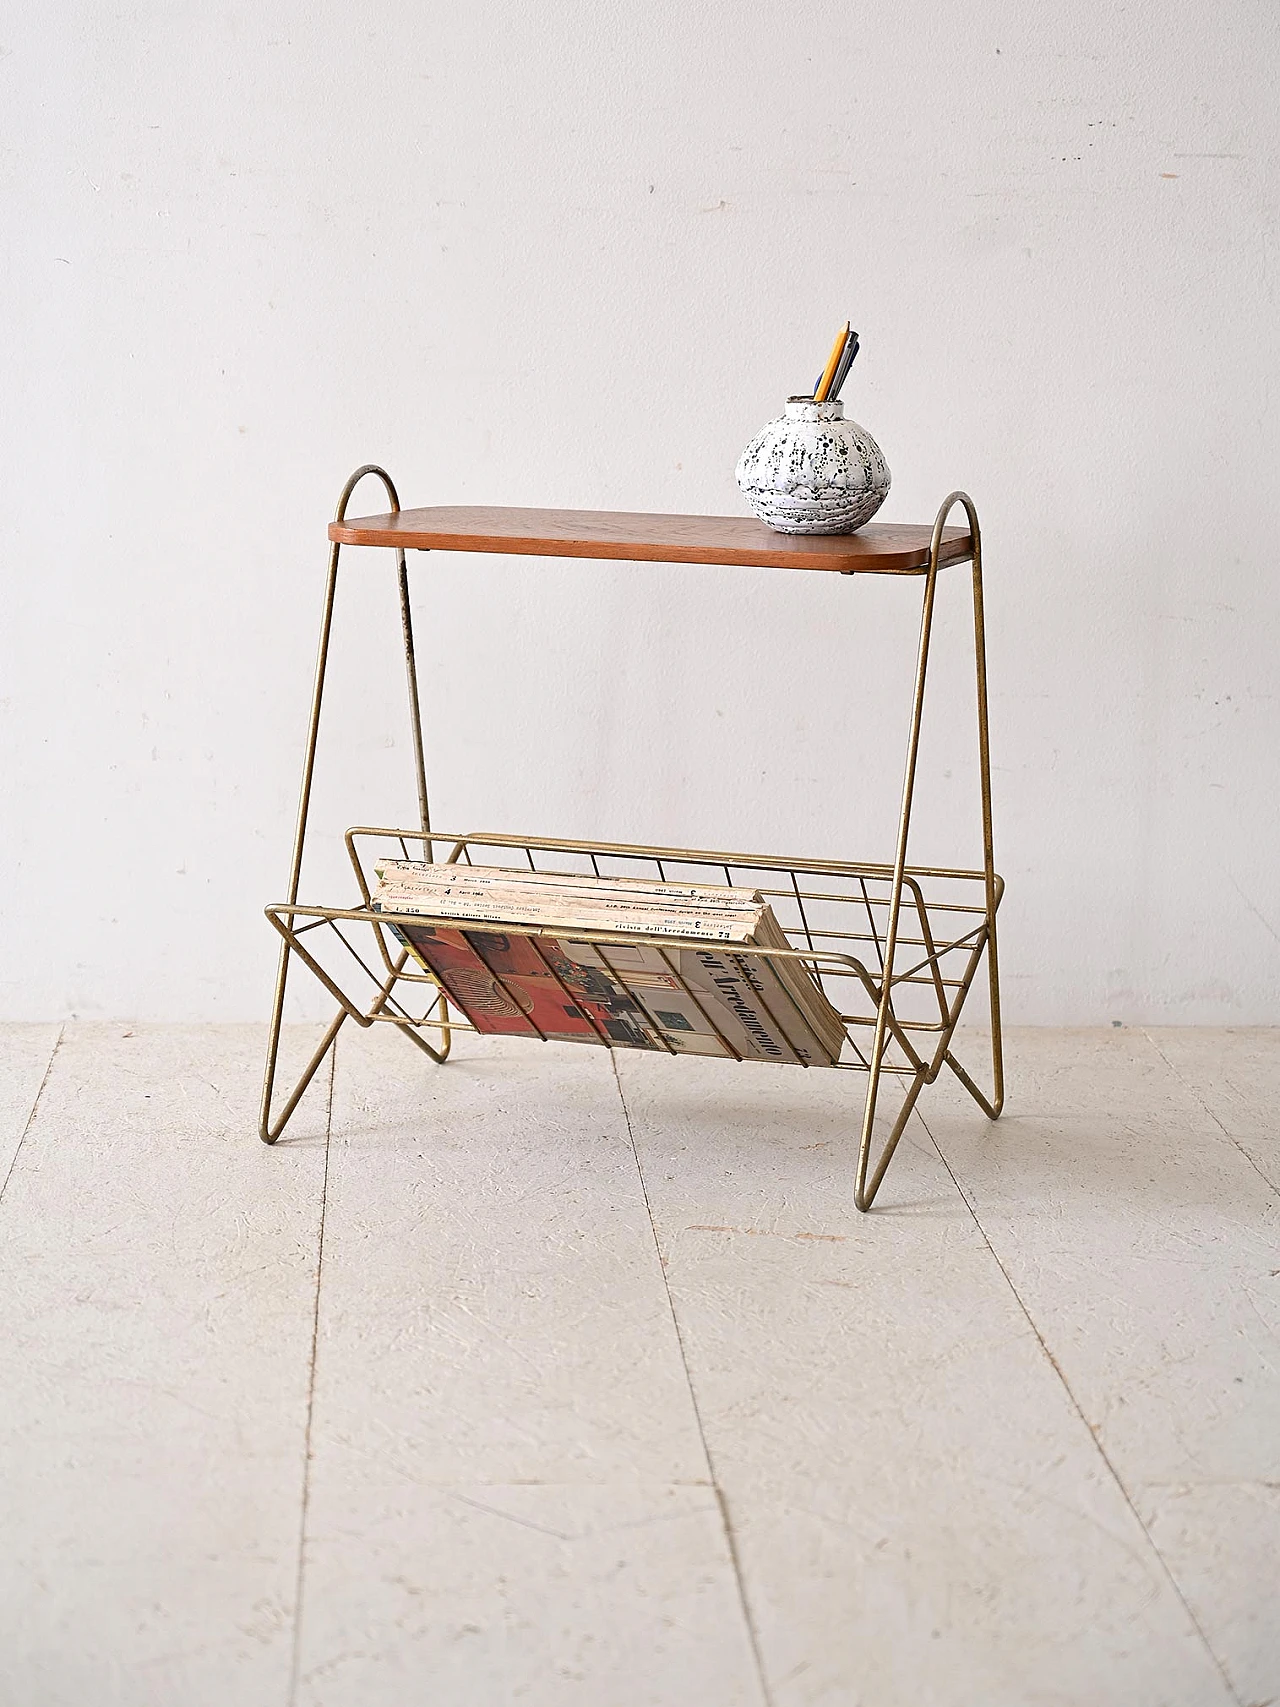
<box><xmin>2</xmin><ymin>0</ymin><xmax>1277</xmax><ymax>1024</ymax></box>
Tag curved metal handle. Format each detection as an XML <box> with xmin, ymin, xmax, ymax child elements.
<box><xmin>333</xmin><ymin>463</ymin><xmax>400</xmax><ymax>522</ymax></box>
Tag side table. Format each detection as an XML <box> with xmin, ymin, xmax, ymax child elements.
<box><xmin>260</xmin><ymin>468</ymin><xmax>1004</xmax><ymax>1210</ymax></box>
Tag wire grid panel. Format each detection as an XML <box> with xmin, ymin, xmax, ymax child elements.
<box><xmin>263</xmin><ymin>827</ymin><xmax>999</xmax><ymax>1079</ymax></box>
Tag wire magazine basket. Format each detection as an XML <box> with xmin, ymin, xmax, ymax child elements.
<box><xmin>265</xmin><ymin>825</ymin><xmax>1002</xmax><ymax>1208</ymax></box>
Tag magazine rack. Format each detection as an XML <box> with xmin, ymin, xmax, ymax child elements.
<box><xmin>260</xmin><ymin>467</ymin><xmax>1004</xmax><ymax>1210</ymax></box>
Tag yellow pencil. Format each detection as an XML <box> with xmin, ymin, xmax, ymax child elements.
<box><xmin>813</xmin><ymin>322</ymin><xmax>850</xmax><ymax>402</ymax></box>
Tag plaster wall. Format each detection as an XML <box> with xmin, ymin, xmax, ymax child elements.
<box><xmin>2</xmin><ymin>0</ymin><xmax>1277</xmax><ymax>1022</ymax></box>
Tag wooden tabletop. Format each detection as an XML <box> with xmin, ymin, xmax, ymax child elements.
<box><xmin>328</xmin><ymin>506</ymin><xmax>972</xmax><ymax>575</ymax></box>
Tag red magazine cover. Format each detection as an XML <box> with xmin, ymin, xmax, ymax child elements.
<box><xmin>388</xmin><ymin>922</ymin><xmax>540</xmax><ymax>1038</ymax></box>
<box><xmin>464</xmin><ymin>931</ymin><xmax>605</xmax><ymax>1045</ymax></box>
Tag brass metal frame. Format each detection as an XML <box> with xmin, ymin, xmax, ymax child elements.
<box><xmin>259</xmin><ymin>466</ymin><xmax>450</xmax><ymax>1145</ymax></box>
<box><xmin>260</xmin><ymin>475</ymin><xmax>1003</xmax><ymax>1210</ymax></box>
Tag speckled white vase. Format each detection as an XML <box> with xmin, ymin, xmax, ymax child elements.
<box><xmin>735</xmin><ymin>397</ymin><xmax>891</xmax><ymax>534</ymax></box>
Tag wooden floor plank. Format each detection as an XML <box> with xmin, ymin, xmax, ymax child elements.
<box><xmin>924</xmin><ymin>1027</ymin><xmax>1278</xmax><ymax>1706</ymax></box>
<box><xmin>296</xmin><ymin>1481</ymin><xmax>759</xmax><ymax>1707</ymax></box>
<box><xmin>1144</xmin><ymin>1027</ymin><xmax>1280</xmax><ymax>1196</ymax></box>
<box><xmin>0</xmin><ymin>1024</ymin><xmax>329</xmax><ymax>1707</ymax></box>
<box><xmin>615</xmin><ymin>1047</ymin><xmax>1234</xmax><ymax>1706</ymax></box>
<box><xmin>1</xmin><ymin>1023</ymin><xmax>1271</xmax><ymax>1704</ymax></box>
<box><xmin>0</xmin><ymin>1022</ymin><xmax>61</xmax><ymax>1187</ymax></box>
<box><xmin>294</xmin><ymin>1028</ymin><xmax>763</xmax><ymax>1707</ymax></box>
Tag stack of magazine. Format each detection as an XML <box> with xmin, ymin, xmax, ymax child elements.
<box><xmin>371</xmin><ymin>861</ymin><xmax>847</xmax><ymax>1066</ymax></box>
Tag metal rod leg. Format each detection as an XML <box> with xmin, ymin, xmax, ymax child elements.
<box><xmin>261</xmin><ymin>1007</ymin><xmax>348</xmax><ymax>1144</ymax></box>
<box><xmin>938</xmin><ymin>493</ymin><xmax>1004</xmax><ymax>1120</ymax></box>
<box><xmin>853</xmin><ymin>491</ymin><xmax>1004</xmax><ymax>1209</ymax></box>
<box><xmin>396</xmin><ymin>546</ymin><xmax>451</xmax><ymax>1062</ymax></box>
<box><xmin>854</xmin><ymin>534</ymin><xmax>941</xmax><ymax>1209</ymax></box>
<box><xmin>260</xmin><ymin>529</ymin><xmax>344</xmax><ymax>1144</ymax></box>
<box><xmin>260</xmin><ymin>464</ymin><xmax>439</xmax><ymax>1143</ymax></box>
<box><xmin>858</xmin><ymin>1060</ymin><xmax>931</xmax><ymax>1209</ymax></box>
<box><xmin>969</xmin><ymin>516</ymin><xmax>1005</xmax><ymax>1117</ymax></box>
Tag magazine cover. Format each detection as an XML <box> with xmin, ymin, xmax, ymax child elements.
<box><xmin>464</xmin><ymin>930</ymin><xmax>605</xmax><ymax>1044</ymax></box>
<box><xmin>574</xmin><ymin>940</ymin><xmax>734</xmax><ymax>1059</ymax></box>
<box><xmin>387</xmin><ymin>921</ymin><xmax>541</xmax><ymax>1038</ymax></box>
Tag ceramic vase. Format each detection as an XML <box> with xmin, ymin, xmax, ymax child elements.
<box><xmin>735</xmin><ymin>397</ymin><xmax>891</xmax><ymax>535</ymax></box>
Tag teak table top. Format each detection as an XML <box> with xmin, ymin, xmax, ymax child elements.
<box><xmin>328</xmin><ymin>506</ymin><xmax>973</xmax><ymax>575</ymax></box>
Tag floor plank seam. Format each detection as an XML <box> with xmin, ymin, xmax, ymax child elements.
<box><xmin>0</xmin><ymin>1023</ymin><xmax>64</xmax><ymax>1209</ymax></box>
<box><xmin>1141</xmin><ymin>1028</ymin><xmax>1279</xmax><ymax>1202</ymax></box>
<box><xmin>609</xmin><ymin>1056</ymin><xmax>774</xmax><ymax>1707</ymax></box>
<box><xmin>917</xmin><ymin>1109</ymin><xmax>1247</xmax><ymax>1707</ymax></box>
<box><xmin>286</xmin><ymin>1038</ymin><xmax>337</xmax><ymax>1707</ymax></box>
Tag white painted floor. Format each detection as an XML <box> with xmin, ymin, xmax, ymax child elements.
<box><xmin>0</xmin><ymin>1023</ymin><xmax>1276</xmax><ymax>1707</ymax></box>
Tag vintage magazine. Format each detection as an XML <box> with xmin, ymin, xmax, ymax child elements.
<box><xmin>374</xmin><ymin>863</ymin><xmax>846</xmax><ymax>1066</ymax></box>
